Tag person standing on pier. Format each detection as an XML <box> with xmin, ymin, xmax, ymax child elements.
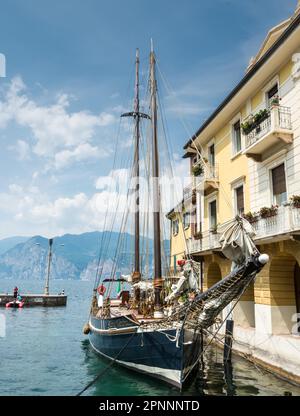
<box><xmin>13</xmin><ymin>286</ymin><xmax>18</xmax><ymax>299</ymax></box>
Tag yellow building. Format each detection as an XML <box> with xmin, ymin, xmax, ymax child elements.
<box><xmin>167</xmin><ymin>2</ymin><xmax>300</xmax><ymax>383</ymax></box>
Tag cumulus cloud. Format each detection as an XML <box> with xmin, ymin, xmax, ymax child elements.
<box><xmin>54</xmin><ymin>143</ymin><xmax>110</xmax><ymax>169</ymax></box>
<box><xmin>0</xmin><ymin>76</ymin><xmax>116</xmax><ymax>169</ymax></box>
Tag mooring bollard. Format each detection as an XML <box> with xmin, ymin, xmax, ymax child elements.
<box><xmin>224</xmin><ymin>319</ymin><xmax>234</xmax><ymax>362</ymax></box>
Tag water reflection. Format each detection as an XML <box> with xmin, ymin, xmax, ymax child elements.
<box><xmin>82</xmin><ymin>340</ymin><xmax>300</xmax><ymax>396</ymax></box>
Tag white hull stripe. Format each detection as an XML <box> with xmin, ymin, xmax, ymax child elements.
<box><xmin>89</xmin><ymin>339</ymin><xmax>181</xmax><ymax>385</ymax></box>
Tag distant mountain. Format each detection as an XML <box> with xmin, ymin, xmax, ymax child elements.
<box><xmin>0</xmin><ymin>236</ymin><xmax>30</xmax><ymax>255</ymax></box>
<box><xmin>0</xmin><ymin>232</ymin><xmax>170</xmax><ymax>281</ymax></box>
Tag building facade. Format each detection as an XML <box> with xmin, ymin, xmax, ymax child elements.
<box><xmin>167</xmin><ymin>3</ymin><xmax>300</xmax><ymax>383</ymax></box>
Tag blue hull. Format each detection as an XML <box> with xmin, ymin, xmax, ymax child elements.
<box><xmin>89</xmin><ymin>315</ymin><xmax>202</xmax><ymax>388</ymax></box>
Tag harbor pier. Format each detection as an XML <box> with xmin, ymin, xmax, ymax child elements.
<box><xmin>0</xmin><ymin>294</ymin><xmax>67</xmax><ymax>307</ymax></box>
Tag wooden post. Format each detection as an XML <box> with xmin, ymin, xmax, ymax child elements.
<box><xmin>223</xmin><ymin>319</ymin><xmax>234</xmax><ymax>362</ymax></box>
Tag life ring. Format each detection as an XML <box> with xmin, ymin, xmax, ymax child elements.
<box><xmin>97</xmin><ymin>285</ymin><xmax>106</xmax><ymax>296</ymax></box>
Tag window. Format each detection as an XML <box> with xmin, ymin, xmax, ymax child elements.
<box><xmin>209</xmin><ymin>200</ymin><xmax>217</xmax><ymax>230</ymax></box>
<box><xmin>173</xmin><ymin>255</ymin><xmax>177</xmax><ymax>274</ymax></box>
<box><xmin>172</xmin><ymin>219</ymin><xmax>179</xmax><ymax>235</ymax></box>
<box><xmin>233</xmin><ymin>121</ymin><xmax>242</xmax><ymax>154</ymax></box>
<box><xmin>183</xmin><ymin>212</ymin><xmax>190</xmax><ymax>229</ymax></box>
<box><xmin>208</xmin><ymin>143</ymin><xmax>215</xmax><ymax>167</ymax></box>
<box><xmin>271</xmin><ymin>163</ymin><xmax>287</xmax><ymax>205</ymax></box>
<box><xmin>235</xmin><ymin>185</ymin><xmax>244</xmax><ymax>215</ymax></box>
<box><xmin>192</xmin><ymin>153</ymin><xmax>199</xmax><ymax>166</ymax></box>
<box><xmin>267</xmin><ymin>84</ymin><xmax>278</xmax><ymax>107</ymax></box>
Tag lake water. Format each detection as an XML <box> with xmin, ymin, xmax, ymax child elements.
<box><xmin>0</xmin><ymin>279</ymin><xmax>300</xmax><ymax>396</ymax></box>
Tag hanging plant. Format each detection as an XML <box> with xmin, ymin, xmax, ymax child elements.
<box><xmin>192</xmin><ymin>163</ymin><xmax>204</xmax><ymax>177</ymax></box>
<box><xmin>290</xmin><ymin>195</ymin><xmax>300</xmax><ymax>208</ymax></box>
<box><xmin>259</xmin><ymin>205</ymin><xmax>278</xmax><ymax>219</ymax></box>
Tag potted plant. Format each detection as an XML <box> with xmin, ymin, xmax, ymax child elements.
<box><xmin>290</xmin><ymin>195</ymin><xmax>300</xmax><ymax>208</ymax></box>
<box><xmin>193</xmin><ymin>230</ymin><xmax>202</xmax><ymax>240</ymax></box>
<box><xmin>241</xmin><ymin>109</ymin><xmax>270</xmax><ymax>135</ymax></box>
<box><xmin>192</xmin><ymin>163</ymin><xmax>204</xmax><ymax>177</ymax></box>
<box><xmin>243</xmin><ymin>211</ymin><xmax>259</xmax><ymax>224</ymax></box>
<box><xmin>270</xmin><ymin>95</ymin><xmax>281</xmax><ymax>107</ymax></box>
<box><xmin>241</xmin><ymin>120</ymin><xmax>253</xmax><ymax>135</ymax></box>
<box><xmin>259</xmin><ymin>205</ymin><xmax>278</xmax><ymax>219</ymax></box>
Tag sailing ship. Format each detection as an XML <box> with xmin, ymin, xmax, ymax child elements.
<box><xmin>85</xmin><ymin>45</ymin><xmax>269</xmax><ymax>389</ymax></box>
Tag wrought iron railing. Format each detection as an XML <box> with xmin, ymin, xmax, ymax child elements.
<box><xmin>244</xmin><ymin>106</ymin><xmax>292</xmax><ymax>149</ymax></box>
<box><xmin>192</xmin><ymin>163</ymin><xmax>219</xmax><ymax>190</ymax></box>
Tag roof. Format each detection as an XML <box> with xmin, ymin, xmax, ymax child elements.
<box><xmin>183</xmin><ymin>12</ymin><xmax>300</xmax><ymax>150</ymax></box>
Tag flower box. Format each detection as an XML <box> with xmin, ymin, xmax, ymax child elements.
<box><xmin>241</xmin><ymin>109</ymin><xmax>269</xmax><ymax>135</ymax></box>
<box><xmin>259</xmin><ymin>205</ymin><xmax>278</xmax><ymax>219</ymax></box>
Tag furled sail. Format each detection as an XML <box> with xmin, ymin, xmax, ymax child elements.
<box><xmin>180</xmin><ymin>217</ymin><xmax>269</xmax><ymax>330</ymax></box>
<box><xmin>219</xmin><ymin>216</ymin><xmax>259</xmax><ymax>265</ymax></box>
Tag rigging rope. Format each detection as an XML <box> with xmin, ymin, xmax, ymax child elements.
<box><xmin>156</xmin><ymin>61</ymin><xmax>234</xmax><ymax>213</ymax></box>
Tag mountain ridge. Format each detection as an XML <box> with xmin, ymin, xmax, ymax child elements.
<box><xmin>0</xmin><ymin>232</ymin><xmax>170</xmax><ymax>281</ymax></box>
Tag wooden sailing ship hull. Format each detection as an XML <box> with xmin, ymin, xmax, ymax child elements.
<box><xmin>88</xmin><ymin>315</ymin><xmax>202</xmax><ymax>389</ymax></box>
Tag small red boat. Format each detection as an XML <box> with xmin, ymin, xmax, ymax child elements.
<box><xmin>6</xmin><ymin>300</ymin><xmax>24</xmax><ymax>309</ymax></box>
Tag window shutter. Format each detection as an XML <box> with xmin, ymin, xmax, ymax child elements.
<box><xmin>272</xmin><ymin>164</ymin><xmax>286</xmax><ymax>195</ymax></box>
<box><xmin>210</xmin><ymin>200</ymin><xmax>217</xmax><ymax>227</ymax></box>
<box><xmin>236</xmin><ymin>186</ymin><xmax>244</xmax><ymax>213</ymax></box>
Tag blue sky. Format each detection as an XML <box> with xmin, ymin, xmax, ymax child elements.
<box><xmin>0</xmin><ymin>0</ymin><xmax>297</xmax><ymax>238</ymax></box>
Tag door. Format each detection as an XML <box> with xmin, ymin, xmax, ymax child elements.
<box><xmin>294</xmin><ymin>262</ymin><xmax>300</xmax><ymax>333</ymax></box>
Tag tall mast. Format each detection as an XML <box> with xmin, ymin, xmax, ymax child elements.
<box><xmin>133</xmin><ymin>48</ymin><xmax>140</xmax><ymax>280</ymax></box>
<box><xmin>44</xmin><ymin>238</ymin><xmax>53</xmax><ymax>296</ymax></box>
<box><xmin>121</xmin><ymin>49</ymin><xmax>149</xmax><ymax>288</ymax></box>
<box><xmin>150</xmin><ymin>43</ymin><xmax>163</xmax><ymax>319</ymax></box>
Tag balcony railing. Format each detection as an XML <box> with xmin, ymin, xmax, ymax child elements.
<box><xmin>242</xmin><ymin>106</ymin><xmax>293</xmax><ymax>161</ymax></box>
<box><xmin>251</xmin><ymin>204</ymin><xmax>300</xmax><ymax>241</ymax></box>
<box><xmin>187</xmin><ymin>205</ymin><xmax>300</xmax><ymax>256</ymax></box>
<box><xmin>193</xmin><ymin>163</ymin><xmax>219</xmax><ymax>192</ymax></box>
<box><xmin>183</xmin><ymin>184</ymin><xmax>193</xmax><ymax>201</ymax></box>
<box><xmin>188</xmin><ymin>230</ymin><xmax>221</xmax><ymax>254</ymax></box>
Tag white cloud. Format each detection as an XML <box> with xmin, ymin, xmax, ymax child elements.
<box><xmin>54</xmin><ymin>143</ymin><xmax>109</xmax><ymax>169</ymax></box>
<box><xmin>9</xmin><ymin>139</ymin><xmax>31</xmax><ymax>160</ymax></box>
<box><xmin>0</xmin><ymin>76</ymin><xmax>116</xmax><ymax>169</ymax></box>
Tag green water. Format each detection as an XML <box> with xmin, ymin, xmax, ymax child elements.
<box><xmin>0</xmin><ymin>279</ymin><xmax>300</xmax><ymax>396</ymax></box>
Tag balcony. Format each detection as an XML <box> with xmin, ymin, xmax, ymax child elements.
<box><xmin>187</xmin><ymin>205</ymin><xmax>300</xmax><ymax>256</ymax></box>
<box><xmin>193</xmin><ymin>162</ymin><xmax>219</xmax><ymax>194</ymax></box>
<box><xmin>251</xmin><ymin>204</ymin><xmax>300</xmax><ymax>243</ymax></box>
<box><xmin>188</xmin><ymin>230</ymin><xmax>221</xmax><ymax>255</ymax></box>
<box><xmin>183</xmin><ymin>184</ymin><xmax>194</xmax><ymax>202</ymax></box>
<box><xmin>242</xmin><ymin>106</ymin><xmax>293</xmax><ymax>162</ymax></box>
